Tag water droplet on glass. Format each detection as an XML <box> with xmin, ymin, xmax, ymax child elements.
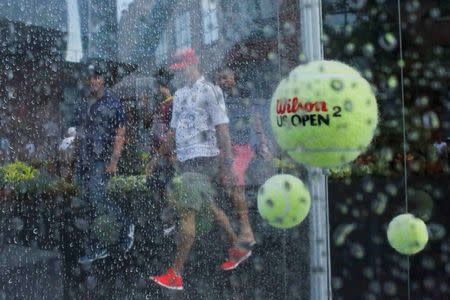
<box><xmin>348</xmin><ymin>0</ymin><xmax>368</xmax><ymax>10</ymax></box>
<box><xmin>362</xmin><ymin>43</ymin><xmax>375</xmax><ymax>57</ymax></box>
<box><xmin>333</xmin><ymin>223</ymin><xmax>357</xmax><ymax>246</ymax></box>
<box><xmin>387</xmin><ymin>76</ymin><xmax>398</xmax><ymax>89</ymax></box>
<box><xmin>379</xmin><ymin>33</ymin><xmax>397</xmax><ymax>51</ymax></box>
<box><xmin>350</xmin><ymin>243</ymin><xmax>365</xmax><ymax>259</ymax></box>
<box><xmin>371</xmin><ymin>193</ymin><xmax>388</xmax><ymax>215</ymax></box>
<box><xmin>428</xmin><ymin>223</ymin><xmax>446</xmax><ymax>241</ymax></box>
<box><xmin>383</xmin><ymin>281</ymin><xmax>397</xmax><ymax>296</ymax></box>
<box><xmin>430</xmin><ymin>8</ymin><xmax>441</xmax><ymax>18</ymax></box>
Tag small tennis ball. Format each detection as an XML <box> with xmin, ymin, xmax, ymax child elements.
<box><xmin>166</xmin><ymin>172</ymin><xmax>214</xmax><ymax>236</ymax></box>
<box><xmin>387</xmin><ymin>213</ymin><xmax>428</xmax><ymax>255</ymax></box>
<box><xmin>257</xmin><ymin>174</ymin><xmax>311</xmax><ymax>229</ymax></box>
<box><xmin>270</xmin><ymin>60</ymin><xmax>379</xmax><ymax>168</ymax></box>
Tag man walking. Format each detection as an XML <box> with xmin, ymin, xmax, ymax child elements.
<box><xmin>75</xmin><ymin>64</ymin><xmax>134</xmax><ymax>264</ymax></box>
<box><xmin>149</xmin><ymin>49</ymin><xmax>253</xmax><ymax>290</ymax></box>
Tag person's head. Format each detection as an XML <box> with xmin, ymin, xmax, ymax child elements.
<box><xmin>216</xmin><ymin>68</ymin><xmax>236</xmax><ymax>92</ymax></box>
<box><xmin>154</xmin><ymin>67</ymin><xmax>175</xmax><ymax>99</ymax></box>
<box><xmin>87</xmin><ymin>65</ymin><xmax>105</xmax><ymax>96</ymax></box>
<box><xmin>169</xmin><ymin>48</ymin><xmax>201</xmax><ymax>86</ymax></box>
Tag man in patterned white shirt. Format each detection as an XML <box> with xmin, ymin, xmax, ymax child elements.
<box><xmin>149</xmin><ymin>48</ymin><xmax>254</xmax><ymax>290</ymax></box>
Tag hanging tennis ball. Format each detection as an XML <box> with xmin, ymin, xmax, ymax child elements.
<box><xmin>270</xmin><ymin>60</ymin><xmax>379</xmax><ymax>168</ymax></box>
<box><xmin>166</xmin><ymin>172</ymin><xmax>214</xmax><ymax>236</ymax></box>
<box><xmin>257</xmin><ymin>174</ymin><xmax>311</xmax><ymax>229</ymax></box>
<box><xmin>387</xmin><ymin>213</ymin><xmax>428</xmax><ymax>255</ymax></box>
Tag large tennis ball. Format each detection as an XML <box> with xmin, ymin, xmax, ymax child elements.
<box><xmin>387</xmin><ymin>213</ymin><xmax>428</xmax><ymax>255</ymax></box>
<box><xmin>166</xmin><ymin>172</ymin><xmax>214</xmax><ymax>236</ymax></box>
<box><xmin>257</xmin><ymin>174</ymin><xmax>311</xmax><ymax>229</ymax></box>
<box><xmin>270</xmin><ymin>60</ymin><xmax>378</xmax><ymax>168</ymax></box>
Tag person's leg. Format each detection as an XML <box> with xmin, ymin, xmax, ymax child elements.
<box><xmin>172</xmin><ymin>209</ymin><xmax>196</xmax><ymax>274</ymax></box>
<box><xmin>231</xmin><ymin>145</ymin><xmax>255</xmax><ymax>245</ymax></box>
<box><xmin>89</xmin><ymin>161</ymin><xmax>132</xmax><ymax>252</ymax></box>
<box><xmin>78</xmin><ymin>162</ymin><xmax>110</xmax><ymax>263</ymax></box>
<box><xmin>231</xmin><ymin>186</ymin><xmax>255</xmax><ymax>245</ymax></box>
<box><xmin>209</xmin><ymin>201</ymin><xmax>238</xmax><ymax>245</ymax></box>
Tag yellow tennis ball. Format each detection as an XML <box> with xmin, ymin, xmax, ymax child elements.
<box><xmin>257</xmin><ymin>174</ymin><xmax>311</xmax><ymax>229</ymax></box>
<box><xmin>270</xmin><ymin>60</ymin><xmax>379</xmax><ymax>168</ymax></box>
<box><xmin>387</xmin><ymin>213</ymin><xmax>429</xmax><ymax>255</ymax></box>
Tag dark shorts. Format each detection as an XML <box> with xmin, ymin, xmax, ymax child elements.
<box><xmin>178</xmin><ymin>157</ymin><xmax>219</xmax><ymax>180</ymax></box>
<box><xmin>168</xmin><ymin>157</ymin><xmax>219</xmax><ymax>211</ymax></box>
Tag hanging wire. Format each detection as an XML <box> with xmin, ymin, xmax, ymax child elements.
<box><xmin>276</xmin><ymin>2</ymin><xmax>288</xmax><ymax>299</ymax></box>
<box><xmin>396</xmin><ymin>1</ymin><xmax>411</xmax><ymax>300</ymax></box>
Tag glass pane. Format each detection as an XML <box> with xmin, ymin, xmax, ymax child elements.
<box><xmin>323</xmin><ymin>0</ymin><xmax>449</xmax><ymax>299</ymax></box>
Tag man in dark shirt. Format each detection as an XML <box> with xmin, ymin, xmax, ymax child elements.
<box><xmin>75</xmin><ymin>65</ymin><xmax>134</xmax><ymax>264</ymax></box>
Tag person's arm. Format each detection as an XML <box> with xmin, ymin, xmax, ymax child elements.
<box><xmin>106</xmin><ymin>126</ymin><xmax>126</xmax><ymax>175</ymax></box>
<box><xmin>106</xmin><ymin>99</ymin><xmax>127</xmax><ymax>175</ymax></box>
<box><xmin>205</xmin><ymin>85</ymin><xmax>234</xmax><ymax>184</ymax></box>
<box><xmin>145</xmin><ymin>129</ymin><xmax>176</xmax><ymax>176</ymax></box>
<box><xmin>253</xmin><ymin>111</ymin><xmax>272</xmax><ymax>159</ymax></box>
<box><xmin>216</xmin><ymin>124</ymin><xmax>234</xmax><ymax>170</ymax></box>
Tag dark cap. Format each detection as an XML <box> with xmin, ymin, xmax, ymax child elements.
<box><xmin>153</xmin><ymin>66</ymin><xmax>175</xmax><ymax>87</ymax></box>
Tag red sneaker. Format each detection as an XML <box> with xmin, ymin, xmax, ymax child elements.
<box><xmin>149</xmin><ymin>268</ymin><xmax>183</xmax><ymax>290</ymax></box>
<box><xmin>220</xmin><ymin>247</ymin><xmax>252</xmax><ymax>271</ymax></box>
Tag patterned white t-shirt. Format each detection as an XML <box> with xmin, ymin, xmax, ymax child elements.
<box><xmin>171</xmin><ymin>76</ymin><xmax>229</xmax><ymax>162</ymax></box>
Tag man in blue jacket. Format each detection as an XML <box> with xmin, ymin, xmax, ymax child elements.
<box><xmin>75</xmin><ymin>64</ymin><xmax>134</xmax><ymax>264</ymax></box>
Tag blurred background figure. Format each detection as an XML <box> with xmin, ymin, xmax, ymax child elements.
<box><xmin>73</xmin><ymin>64</ymin><xmax>134</xmax><ymax>264</ymax></box>
<box><xmin>149</xmin><ymin>48</ymin><xmax>253</xmax><ymax>291</ymax></box>
<box><xmin>216</xmin><ymin>68</ymin><xmax>273</xmax><ymax>188</ymax></box>
<box><xmin>0</xmin><ymin>137</ymin><xmax>11</xmax><ymax>164</ymax></box>
<box><xmin>145</xmin><ymin>66</ymin><xmax>177</xmax><ymax>236</ymax></box>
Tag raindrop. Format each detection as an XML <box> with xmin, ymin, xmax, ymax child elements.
<box><xmin>86</xmin><ymin>276</ymin><xmax>97</xmax><ymax>290</ymax></box>
<box><xmin>344</xmin><ymin>100</ymin><xmax>353</xmax><ymax>112</ymax></box>
<box><xmin>10</xmin><ymin>217</ymin><xmax>24</xmax><ymax>231</ymax></box>
<box><xmin>362</xmin><ymin>180</ymin><xmax>374</xmax><ymax>193</ymax></box>
<box><xmin>384</xmin><ymin>281</ymin><xmax>397</xmax><ymax>296</ymax></box>
<box><xmin>362</xmin><ymin>43</ymin><xmax>375</xmax><ymax>57</ymax></box>
<box><xmin>283</xmin><ymin>22</ymin><xmax>295</xmax><ymax>36</ymax></box>
<box><xmin>363</xmin><ymin>267</ymin><xmax>374</xmax><ymax>279</ymax></box>
<box><xmin>267</xmin><ymin>52</ymin><xmax>277</xmax><ymax>61</ymax></box>
<box><xmin>331</xmin><ymin>79</ymin><xmax>344</xmax><ymax>91</ymax></box>
<box><xmin>422</xmin><ymin>256</ymin><xmax>436</xmax><ymax>270</ymax></box>
<box><xmin>422</xmin><ymin>111</ymin><xmax>440</xmax><ymax>129</ymax></box>
<box><xmin>263</xmin><ymin>25</ymin><xmax>275</xmax><ymax>38</ymax></box>
<box><xmin>379</xmin><ymin>33</ymin><xmax>397</xmax><ymax>51</ymax></box>
<box><xmin>430</xmin><ymin>8</ymin><xmax>441</xmax><ymax>19</ymax></box>
<box><xmin>348</xmin><ymin>0</ymin><xmax>368</xmax><ymax>10</ymax></box>
<box><xmin>387</xmin><ymin>76</ymin><xmax>398</xmax><ymax>89</ymax></box>
<box><xmin>332</xmin><ymin>277</ymin><xmax>344</xmax><ymax>289</ymax></box>
<box><xmin>428</xmin><ymin>223</ymin><xmax>446</xmax><ymax>241</ymax></box>
<box><xmin>371</xmin><ymin>193</ymin><xmax>388</xmax><ymax>215</ymax></box>
<box><xmin>350</xmin><ymin>243</ymin><xmax>365</xmax><ymax>259</ymax></box>
<box><xmin>344</xmin><ymin>43</ymin><xmax>355</xmax><ymax>55</ymax></box>
<box><xmin>424</xmin><ymin>277</ymin><xmax>436</xmax><ymax>291</ymax></box>
<box><xmin>333</xmin><ymin>223</ymin><xmax>356</xmax><ymax>246</ymax></box>
<box><xmin>385</xmin><ymin>183</ymin><xmax>397</xmax><ymax>196</ymax></box>
<box><xmin>405</xmin><ymin>0</ymin><xmax>420</xmax><ymax>13</ymax></box>
<box><xmin>415</xmin><ymin>96</ymin><xmax>429</xmax><ymax>107</ymax></box>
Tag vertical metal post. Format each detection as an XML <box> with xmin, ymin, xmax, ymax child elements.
<box><xmin>299</xmin><ymin>1</ymin><xmax>332</xmax><ymax>299</ymax></box>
